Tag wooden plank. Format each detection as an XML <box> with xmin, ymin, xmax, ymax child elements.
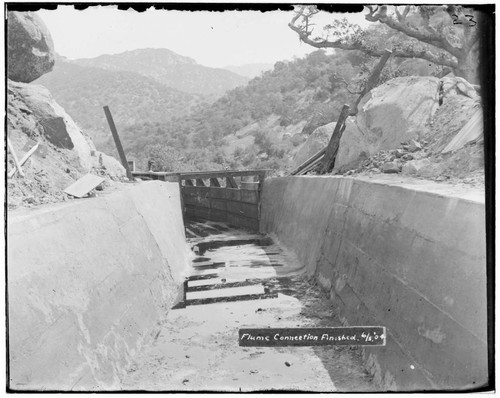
<box><xmin>64</xmin><ymin>173</ymin><xmax>105</xmax><ymax>198</ymax></box>
<box><xmin>209</xmin><ymin>198</ymin><xmax>227</xmax><ymax>211</ymax></box>
<box><xmin>186</xmin><ymin>280</ymin><xmax>262</xmax><ymax>292</ymax></box>
<box><xmin>208</xmin><ymin>187</ymin><xmax>227</xmax><ymax>199</ymax></box>
<box><xmin>8</xmin><ymin>141</ymin><xmax>39</xmax><ymax>178</ymax></box>
<box><xmin>240</xmin><ymin>182</ymin><xmax>259</xmax><ymax>190</ymax></box>
<box><xmin>210</xmin><ymin>178</ymin><xmax>221</xmax><ymax>187</ymax></box>
<box><xmin>103</xmin><ymin>106</ymin><xmax>134</xmax><ymax>180</ymax></box>
<box><xmin>183</xmin><ymin>186</ymin><xmax>211</xmax><ymax>196</ymax></box>
<box><xmin>185</xmin><ymin>206</ymin><xmax>227</xmax><ymax>222</ymax></box>
<box><xmin>184</xmin><ymin>292</ymin><xmax>278</xmax><ymax>306</ymax></box>
<box><xmin>297</xmin><ymin>155</ymin><xmax>323</xmax><ymax>175</ymax></box>
<box><xmin>132</xmin><ymin>171</ymin><xmax>180</xmax><ymax>179</ymax></box>
<box><xmin>227</xmin><ymin>202</ymin><xmax>259</xmax><ymax>219</ymax></box>
<box><xmin>226</xmin><ymin>176</ymin><xmax>238</xmax><ymax>188</ymax></box>
<box><xmin>196</xmin><ymin>178</ymin><xmax>206</xmax><ymax>187</ymax></box>
<box><xmin>319</xmin><ymin>104</ymin><xmax>350</xmax><ymax>174</ymax></box>
<box><xmin>240</xmin><ymin>190</ymin><xmax>259</xmax><ymax>204</ymax></box>
<box><xmin>227</xmin><ymin>214</ymin><xmax>259</xmax><ymax>231</ymax></box>
<box><xmin>185</xmin><ymin>194</ymin><xmax>258</xmax><ymax>206</ymax></box>
<box><xmin>178</xmin><ymin>169</ymin><xmax>270</xmax><ymax>180</ymax></box>
<box><xmin>184</xmin><ymin>179</ymin><xmax>194</xmax><ymax>186</ymax></box>
<box><xmin>133</xmin><ymin>170</ymin><xmax>269</xmax><ymax>180</ymax></box>
<box><xmin>7</xmin><ymin>137</ymin><xmax>25</xmax><ymax>177</ymax></box>
<box><xmin>184</xmin><ymin>196</ymin><xmax>211</xmax><ymax>208</ymax></box>
<box><xmin>179</xmin><ymin>178</ymin><xmax>186</xmax><ymax>226</ymax></box>
<box><xmin>226</xmin><ymin>188</ymin><xmax>241</xmax><ymax>201</ymax></box>
<box><xmin>290</xmin><ymin>147</ymin><xmax>326</xmax><ymax>175</ymax></box>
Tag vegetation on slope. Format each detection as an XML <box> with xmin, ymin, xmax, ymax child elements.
<box><xmin>73</xmin><ymin>48</ymin><xmax>249</xmax><ymax>96</ymax></box>
<box><xmin>35</xmin><ymin>56</ymin><xmax>204</xmax><ymax>149</ymax></box>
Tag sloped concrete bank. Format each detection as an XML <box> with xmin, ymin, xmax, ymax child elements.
<box><xmin>260</xmin><ymin>175</ymin><xmax>487</xmax><ymax>391</ymax></box>
<box><xmin>8</xmin><ymin>181</ymin><xmax>191</xmax><ymax>391</ymax></box>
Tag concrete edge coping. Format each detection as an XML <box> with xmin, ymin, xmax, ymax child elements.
<box><xmin>276</xmin><ymin>175</ymin><xmax>485</xmax><ymax>205</ymax></box>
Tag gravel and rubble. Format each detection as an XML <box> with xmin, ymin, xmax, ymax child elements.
<box><xmin>335</xmin><ymin>137</ymin><xmax>484</xmax><ymax>188</ymax></box>
<box><xmin>7</xmin><ymin>138</ymin><xmax>127</xmax><ymax>210</ymax></box>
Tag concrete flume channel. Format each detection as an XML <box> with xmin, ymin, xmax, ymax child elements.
<box><xmin>7</xmin><ymin>176</ymin><xmax>488</xmax><ymax>391</ymax></box>
<box><xmin>121</xmin><ymin>220</ymin><xmax>375</xmax><ymax>391</ymax></box>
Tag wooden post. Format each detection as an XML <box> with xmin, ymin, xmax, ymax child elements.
<box><xmin>350</xmin><ymin>49</ymin><xmax>392</xmax><ymax>116</ymax></box>
<box><xmin>196</xmin><ymin>178</ymin><xmax>206</xmax><ymax>187</ymax></box>
<box><xmin>103</xmin><ymin>106</ymin><xmax>134</xmax><ymax>180</ymax></box>
<box><xmin>210</xmin><ymin>178</ymin><xmax>221</xmax><ymax>187</ymax></box>
<box><xmin>319</xmin><ymin>104</ymin><xmax>350</xmax><ymax>174</ymax></box>
<box><xmin>7</xmin><ymin>138</ymin><xmax>25</xmax><ymax>177</ymax></box>
<box><xmin>257</xmin><ymin>171</ymin><xmax>266</xmax><ymax>227</ymax></box>
<box><xmin>226</xmin><ymin>176</ymin><xmax>238</xmax><ymax>188</ymax></box>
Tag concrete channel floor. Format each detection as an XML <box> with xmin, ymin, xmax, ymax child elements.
<box><xmin>120</xmin><ymin>221</ymin><xmax>377</xmax><ymax>392</ymax></box>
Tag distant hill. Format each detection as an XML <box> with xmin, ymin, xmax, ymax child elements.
<box><xmin>224</xmin><ymin>63</ymin><xmax>274</xmax><ymax>78</ymax></box>
<box><xmin>35</xmin><ymin>55</ymin><xmax>203</xmax><ymax>149</ymax></box>
<box><xmin>72</xmin><ymin>48</ymin><xmax>250</xmax><ymax>96</ymax></box>
<box><xmin>119</xmin><ymin>50</ymin><xmax>364</xmax><ymax>172</ymax></box>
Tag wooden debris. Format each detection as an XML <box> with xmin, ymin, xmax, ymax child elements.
<box><xmin>8</xmin><ymin>142</ymin><xmax>39</xmax><ymax>178</ymax></box>
<box><xmin>103</xmin><ymin>106</ymin><xmax>134</xmax><ymax>180</ymax></box>
<box><xmin>64</xmin><ymin>173</ymin><xmax>105</xmax><ymax>198</ymax></box>
<box><xmin>290</xmin><ymin>148</ymin><xmax>326</xmax><ymax>176</ymax></box>
<box><xmin>319</xmin><ymin>104</ymin><xmax>351</xmax><ymax>174</ymax></box>
<box><xmin>7</xmin><ymin>137</ymin><xmax>25</xmax><ymax>177</ymax></box>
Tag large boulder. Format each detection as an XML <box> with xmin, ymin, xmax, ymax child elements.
<box><xmin>291</xmin><ymin>124</ymin><xmax>333</xmax><ymax>169</ymax></box>
<box><xmin>334</xmin><ymin>76</ymin><xmax>441</xmax><ymax>171</ymax></box>
<box><xmin>8</xmin><ymin>80</ymin><xmax>95</xmax><ymax>169</ymax></box>
<box><xmin>8</xmin><ymin>11</ymin><xmax>55</xmax><ymax>83</ymax></box>
<box><xmin>8</xmin><ymin>79</ymin><xmax>125</xmax><ymax>178</ymax></box>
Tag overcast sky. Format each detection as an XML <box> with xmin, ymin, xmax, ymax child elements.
<box><xmin>37</xmin><ymin>5</ymin><xmax>372</xmax><ymax>68</ymax></box>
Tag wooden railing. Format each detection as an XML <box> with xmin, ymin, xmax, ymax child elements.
<box><xmin>132</xmin><ymin>169</ymin><xmax>269</xmax><ymax>231</ymax></box>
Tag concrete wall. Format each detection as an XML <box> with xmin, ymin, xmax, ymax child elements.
<box><xmin>260</xmin><ymin>175</ymin><xmax>487</xmax><ymax>391</ymax></box>
<box><xmin>8</xmin><ymin>181</ymin><xmax>191</xmax><ymax>391</ymax></box>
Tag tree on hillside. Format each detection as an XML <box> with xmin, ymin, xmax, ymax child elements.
<box><xmin>289</xmin><ymin>5</ymin><xmax>480</xmax><ymax>83</ymax></box>
<box><xmin>145</xmin><ymin>144</ymin><xmax>182</xmax><ymax>172</ymax></box>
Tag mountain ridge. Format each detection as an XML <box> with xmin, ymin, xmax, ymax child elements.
<box><xmin>70</xmin><ymin>48</ymin><xmax>249</xmax><ymax>96</ymax></box>
<box><xmin>35</xmin><ymin>56</ymin><xmax>203</xmax><ymax>150</ymax></box>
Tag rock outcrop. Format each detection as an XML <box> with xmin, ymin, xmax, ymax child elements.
<box><xmin>8</xmin><ymin>79</ymin><xmax>126</xmax><ymax>208</ymax></box>
<box><xmin>8</xmin><ymin>80</ymin><xmax>96</xmax><ymax>169</ymax></box>
<box><xmin>7</xmin><ymin>11</ymin><xmax>55</xmax><ymax>83</ymax></box>
<box><xmin>7</xmin><ymin>11</ymin><xmax>126</xmax><ymax>209</ymax></box>
<box><xmin>335</xmin><ymin>76</ymin><xmax>441</xmax><ymax>171</ymax></box>
<box><xmin>295</xmin><ymin>75</ymin><xmax>482</xmax><ymax>180</ymax></box>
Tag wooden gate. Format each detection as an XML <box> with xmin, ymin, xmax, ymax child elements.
<box><xmin>132</xmin><ymin>170</ymin><xmax>268</xmax><ymax>231</ymax></box>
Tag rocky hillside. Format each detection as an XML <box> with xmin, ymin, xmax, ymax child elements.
<box><xmin>297</xmin><ymin>75</ymin><xmax>484</xmax><ymax>185</ymax></box>
<box><xmin>7</xmin><ymin>11</ymin><xmax>125</xmax><ymax>209</ymax></box>
<box><xmin>72</xmin><ymin>48</ymin><xmax>249</xmax><ymax>96</ymax></box>
<box><xmin>35</xmin><ymin>55</ymin><xmax>202</xmax><ymax>149</ymax></box>
<box><xmin>108</xmin><ymin>50</ymin><xmax>362</xmax><ymax>171</ymax></box>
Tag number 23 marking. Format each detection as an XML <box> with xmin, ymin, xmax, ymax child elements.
<box><xmin>452</xmin><ymin>14</ymin><xmax>477</xmax><ymax>27</ymax></box>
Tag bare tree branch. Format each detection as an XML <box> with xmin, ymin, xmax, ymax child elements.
<box><xmin>288</xmin><ymin>10</ymin><xmax>458</xmax><ymax>69</ymax></box>
<box><xmin>367</xmin><ymin>6</ymin><xmax>462</xmax><ymax>58</ymax></box>
<box><xmin>332</xmin><ymin>75</ymin><xmax>363</xmax><ymax>95</ymax></box>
